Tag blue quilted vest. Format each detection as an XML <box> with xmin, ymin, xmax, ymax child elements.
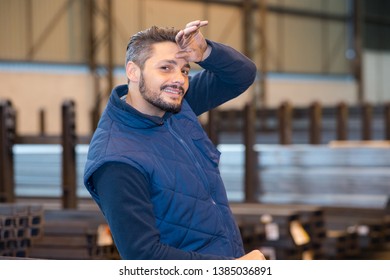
<box><xmin>84</xmin><ymin>85</ymin><xmax>244</xmax><ymax>258</ymax></box>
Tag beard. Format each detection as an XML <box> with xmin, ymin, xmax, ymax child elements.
<box><xmin>139</xmin><ymin>72</ymin><xmax>185</xmax><ymax>114</ymax></box>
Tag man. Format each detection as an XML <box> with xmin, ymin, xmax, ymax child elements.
<box><xmin>84</xmin><ymin>20</ymin><xmax>265</xmax><ymax>260</ymax></box>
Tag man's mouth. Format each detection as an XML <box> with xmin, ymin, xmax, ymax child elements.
<box><xmin>161</xmin><ymin>85</ymin><xmax>185</xmax><ymax>96</ymax></box>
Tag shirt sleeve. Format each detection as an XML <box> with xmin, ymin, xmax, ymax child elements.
<box><xmin>91</xmin><ymin>161</ymin><xmax>233</xmax><ymax>260</ymax></box>
<box><xmin>185</xmin><ymin>40</ymin><xmax>257</xmax><ymax>116</ymax></box>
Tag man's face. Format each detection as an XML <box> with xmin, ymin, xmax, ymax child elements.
<box><xmin>139</xmin><ymin>42</ymin><xmax>190</xmax><ymax>116</ymax></box>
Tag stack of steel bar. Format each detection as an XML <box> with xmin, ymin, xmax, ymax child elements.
<box><xmin>28</xmin><ymin>209</ymin><xmax>119</xmax><ymax>260</ymax></box>
<box><xmin>231</xmin><ymin>203</ymin><xmax>390</xmax><ymax>260</ymax></box>
<box><xmin>230</xmin><ymin>203</ymin><xmax>321</xmax><ymax>260</ymax></box>
<box><xmin>323</xmin><ymin>206</ymin><xmax>390</xmax><ymax>259</ymax></box>
<box><xmin>0</xmin><ymin>203</ymin><xmax>43</xmax><ymax>258</ymax></box>
<box><xmin>254</xmin><ymin>203</ymin><xmax>327</xmax><ymax>259</ymax></box>
<box><xmin>322</xmin><ymin>229</ymin><xmax>360</xmax><ymax>259</ymax></box>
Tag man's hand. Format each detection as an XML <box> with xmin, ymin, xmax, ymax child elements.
<box><xmin>175</xmin><ymin>20</ymin><xmax>211</xmax><ymax>63</ymax></box>
<box><xmin>236</xmin><ymin>250</ymin><xmax>266</xmax><ymax>260</ymax></box>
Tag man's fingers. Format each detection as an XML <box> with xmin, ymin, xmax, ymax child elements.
<box><xmin>182</xmin><ymin>25</ymin><xmax>199</xmax><ymax>37</ymax></box>
<box><xmin>175</xmin><ymin>27</ymin><xmax>198</xmax><ymax>47</ymax></box>
<box><xmin>185</xmin><ymin>20</ymin><xmax>201</xmax><ymax>28</ymax></box>
<box><xmin>197</xmin><ymin>20</ymin><xmax>208</xmax><ymax>28</ymax></box>
<box><xmin>185</xmin><ymin>20</ymin><xmax>208</xmax><ymax>28</ymax></box>
<box><xmin>177</xmin><ymin>20</ymin><xmax>208</xmax><ymax>41</ymax></box>
<box><xmin>182</xmin><ymin>20</ymin><xmax>208</xmax><ymax>36</ymax></box>
<box><xmin>175</xmin><ymin>20</ymin><xmax>208</xmax><ymax>61</ymax></box>
<box><xmin>175</xmin><ymin>27</ymin><xmax>196</xmax><ymax>43</ymax></box>
<box><xmin>175</xmin><ymin>30</ymin><xmax>184</xmax><ymax>42</ymax></box>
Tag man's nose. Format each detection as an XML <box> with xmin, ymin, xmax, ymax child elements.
<box><xmin>172</xmin><ymin>70</ymin><xmax>186</xmax><ymax>85</ymax></box>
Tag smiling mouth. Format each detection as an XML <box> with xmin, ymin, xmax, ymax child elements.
<box><xmin>161</xmin><ymin>85</ymin><xmax>185</xmax><ymax>96</ymax></box>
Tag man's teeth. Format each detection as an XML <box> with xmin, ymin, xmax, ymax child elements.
<box><xmin>164</xmin><ymin>88</ymin><xmax>180</xmax><ymax>94</ymax></box>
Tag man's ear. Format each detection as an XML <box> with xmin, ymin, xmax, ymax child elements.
<box><xmin>126</xmin><ymin>61</ymin><xmax>140</xmax><ymax>82</ymax></box>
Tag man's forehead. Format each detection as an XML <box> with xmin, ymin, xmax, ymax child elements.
<box><xmin>149</xmin><ymin>42</ymin><xmax>188</xmax><ymax>64</ymax></box>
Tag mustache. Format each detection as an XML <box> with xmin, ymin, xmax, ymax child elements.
<box><xmin>161</xmin><ymin>84</ymin><xmax>185</xmax><ymax>95</ymax></box>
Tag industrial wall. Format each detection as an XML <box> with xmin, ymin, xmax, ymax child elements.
<box><xmin>0</xmin><ymin>0</ymin><xmax>389</xmax><ymax>135</ymax></box>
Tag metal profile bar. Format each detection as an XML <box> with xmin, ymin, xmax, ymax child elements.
<box><xmin>361</xmin><ymin>102</ymin><xmax>372</xmax><ymax>140</ymax></box>
<box><xmin>0</xmin><ymin>100</ymin><xmax>15</xmax><ymax>203</ymax></box>
<box><xmin>243</xmin><ymin>104</ymin><xmax>258</xmax><ymax>203</ymax></box>
<box><xmin>336</xmin><ymin>102</ymin><xmax>349</xmax><ymax>141</ymax></box>
<box><xmin>309</xmin><ymin>101</ymin><xmax>322</xmax><ymax>145</ymax></box>
<box><xmin>278</xmin><ymin>101</ymin><xmax>292</xmax><ymax>145</ymax></box>
<box><xmin>384</xmin><ymin>103</ymin><xmax>390</xmax><ymax>140</ymax></box>
<box><xmin>61</xmin><ymin>100</ymin><xmax>77</xmax><ymax>209</ymax></box>
<box><xmin>87</xmin><ymin>0</ymin><xmax>114</xmax><ymax>131</ymax></box>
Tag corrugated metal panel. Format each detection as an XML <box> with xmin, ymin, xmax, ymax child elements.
<box><xmin>0</xmin><ymin>0</ymin><xmax>29</xmax><ymax>60</ymax></box>
<box><xmin>0</xmin><ymin>0</ymin><xmax>352</xmax><ymax>74</ymax></box>
<box><xmin>0</xmin><ymin>0</ymin><xmax>86</xmax><ymax>63</ymax></box>
<box><xmin>267</xmin><ymin>0</ymin><xmax>348</xmax><ymax>14</ymax></box>
<box><xmin>30</xmin><ymin>0</ymin><xmax>84</xmax><ymax>63</ymax></box>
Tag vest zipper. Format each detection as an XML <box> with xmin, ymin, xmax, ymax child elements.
<box><xmin>166</xmin><ymin>122</ymin><xmax>237</xmax><ymax>253</ymax></box>
<box><xmin>167</xmin><ymin>121</ymin><xmax>238</xmax><ymax>254</ymax></box>
<box><xmin>166</xmin><ymin>121</ymin><xmax>216</xmax><ymax>204</ymax></box>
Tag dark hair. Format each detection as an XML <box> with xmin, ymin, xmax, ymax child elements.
<box><xmin>125</xmin><ymin>26</ymin><xmax>179</xmax><ymax>70</ymax></box>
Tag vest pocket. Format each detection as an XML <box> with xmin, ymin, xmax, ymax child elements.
<box><xmin>191</xmin><ymin>129</ymin><xmax>221</xmax><ymax>167</ymax></box>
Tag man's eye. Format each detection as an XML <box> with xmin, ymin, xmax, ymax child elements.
<box><xmin>182</xmin><ymin>69</ymin><xmax>189</xmax><ymax>75</ymax></box>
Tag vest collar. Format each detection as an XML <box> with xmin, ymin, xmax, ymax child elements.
<box><xmin>108</xmin><ymin>84</ymin><xmax>173</xmax><ymax>128</ymax></box>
